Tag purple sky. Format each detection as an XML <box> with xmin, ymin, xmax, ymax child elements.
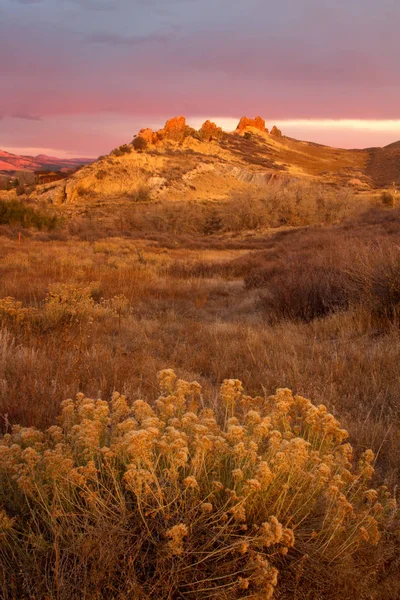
<box><xmin>1</xmin><ymin>0</ymin><xmax>400</xmax><ymax>157</ymax></box>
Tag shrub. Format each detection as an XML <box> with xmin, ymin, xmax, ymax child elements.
<box><xmin>345</xmin><ymin>242</ymin><xmax>400</xmax><ymax>324</ymax></box>
<box><xmin>119</xmin><ymin>144</ymin><xmax>132</xmax><ymax>154</ymax></box>
<box><xmin>95</xmin><ymin>169</ymin><xmax>107</xmax><ymax>180</ymax></box>
<box><xmin>0</xmin><ymin>199</ymin><xmax>58</xmax><ymax>230</ymax></box>
<box><xmin>15</xmin><ymin>185</ymin><xmax>26</xmax><ymax>197</ymax></box>
<box><xmin>43</xmin><ymin>284</ymin><xmax>130</xmax><ymax>329</ymax></box>
<box><xmin>0</xmin><ymin>297</ymin><xmax>39</xmax><ymax>328</ymax></box>
<box><xmin>128</xmin><ymin>183</ymin><xmax>151</xmax><ymax>203</ymax></box>
<box><xmin>0</xmin><ymin>371</ymin><xmax>397</xmax><ymax>599</ymax></box>
<box><xmin>243</xmin><ymin>230</ymin><xmax>400</xmax><ymax>325</ymax></box>
<box><xmin>132</xmin><ymin>137</ymin><xmax>148</xmax><ymax>152</ymax></box>
<box><xmin>43</xmin><ymin>283</ymin><xmax>101</xmax><ymax>328</ymax></box>
<box><xmin>258</xmin><ymin>261</ymin><xmax>349</xmax><ymax>322</ymax></box>
<box><xmin>203</xmin><ymin>211</ymin><xmax>222</xmax><ymax>235</ymax></box>
<box><xmin>380</xmin><ymin>191</ymin><xmax>394</xmax><ymax>207</ymax></box>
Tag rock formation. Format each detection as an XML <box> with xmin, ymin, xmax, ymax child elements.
<box><xmin>136</xmin><ymin>117</ymin><xmax>225</xmax><ymax>146</ymax></box>
<box><xmin>237</xmin><ymin>116</ymin><xmax>268</xmax><ymax>133</ymax></box>
<box><xmin>158</xmin><ymin>116</ymin><xmax>187</xmax><ymax>142</ymax></box>
<box><xmin>199</xmin><ymin>120</ymin><xmax>223</xmax><ymax>142</ymax></box>
<box><xmin>30</xmin><ymin>113</ymin><xmax>382</xmax><ymax>206</ymax></box>
<box><xmin>270</xmin><ymin>125</ymin><xmax>282</xmax><ymax>138</ymax></box>
<box><xmin>137</xmin><ymin>128</ymin><xmax>157</xmax><ymax>144</ymax></box>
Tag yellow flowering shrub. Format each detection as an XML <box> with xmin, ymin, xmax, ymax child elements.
<box><xmin>43</xmin><ymin>282</ymin><xmax>104</xmax><ymax>326</ymax></box>
<box><xmin>0</xmin><ymin>286</ymin><xmax>130</xmax><ymax>332</ymax></box>
<box><xmin>44</xmin><ymin>284</ymin><xmax>130</xmax><ymax>327</ymax></box>
<box><xmin>0</xmin><ymin>297</ymin><xmax>38</xmax><ymax>327</ymax></box>
<box><xmin>0</xmin><ymin>372</ymin><xmax>398</xmax><ymax>599</ymax></box>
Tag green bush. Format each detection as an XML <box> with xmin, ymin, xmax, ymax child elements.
<box><xmin>0</xmin><ymin>199</ymin><xmax>58</xmax><ymax>230</ymax></box>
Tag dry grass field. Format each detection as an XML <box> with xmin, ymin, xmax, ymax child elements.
<box><xmin>0</xmin><ymin>187</ymin><xmax>399</xmax><ymax>598</ymax></box>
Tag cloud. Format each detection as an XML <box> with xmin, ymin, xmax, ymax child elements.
<box><xmin>68</xmin><ymin>0</ymin><xmax>116</xmax><ymax>11</ymax></box>
<box><xmin>86</xmin><ymin>32</ymin><xmax>168</xmax><ymax>46</ymax></box>
<box><xmin>12</xmin><ymin>113</ymin><xmax>43</xmax><ymax>121</ymax></box>
<box><xmin>2</xmin><ymin>0</ymin><xmax>400</xmax><ymax>156</ymax></box>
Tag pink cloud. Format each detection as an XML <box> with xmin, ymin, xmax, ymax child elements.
<box><xmin>1</xmin><ymin>0</ymin><xmax>400</xmax><ymax>154</ymax></box>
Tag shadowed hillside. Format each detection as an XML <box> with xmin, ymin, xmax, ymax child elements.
<box><xmin>366</xmin><ymin>141</ymin><xmax>400</xmax><ymax>188</ymax></box>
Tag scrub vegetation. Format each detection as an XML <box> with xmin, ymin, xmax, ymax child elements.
<box><xmin>0</xmin><ymin>190</ymin><xmax>399</xmax><ymax>599</ymax></box>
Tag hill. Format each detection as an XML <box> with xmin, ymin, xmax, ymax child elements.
<box><xmin>365</xmin><ymin>140</ymin><xmax>400</xmax><ymax>188</ymax></box>
<box><xmin>0</xmin><ymin>149</ymin><xmax>93</xmax><ymax>174</ymax></box>
<box><xmin>1</xmin><ymin>117</ymin><xmax>400</xmax><ymax>600</ymax></box>
<box><xmin>23</xmin><ymin>116</ymin><xmax>400</xmax><ymax>205</ymax></box>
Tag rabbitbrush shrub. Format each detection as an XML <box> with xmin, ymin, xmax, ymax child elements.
<box><xmin>0</xmin><ymin>371</ymin><xmax>398</xmax><ymax>599</ymax></box>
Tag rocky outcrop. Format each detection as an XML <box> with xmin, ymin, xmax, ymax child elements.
<box><xmin>237</xmin><ymin>116</ymin><xmax>268</xmax><ymax>133</ymax></box>
<box><xmin>270</xmin><ymin>125</ymin><xmax>282</xmax><ymax>138</ymax></box>
<box><xmin>158</xmin><ymin>116</ymin><xmax>187</xmax><ymax>142</ymax></box>
<box><xmin>137</xmin><ymin>128</ymin><xmax>157</xmax><ymax>144</ymax></box>
<box><xmin>33</xmin><ymin>112</ymin><xmax>380</xmax><ymax>207</ymax></box>
<box><xmin>137</xmin><ymin>117</ymin><xmax>224</xmax><ymax>146</ymax></box>
<box><xmin>199</xmin><ymin>120</ymin><xmax>223</xmax><ymax>142</ymax></box>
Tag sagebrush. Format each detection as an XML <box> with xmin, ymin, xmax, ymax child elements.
<box><xmin>0</xmin><ymin>371</ymin><xmax>398</xmax><ymax>599</ymax></box>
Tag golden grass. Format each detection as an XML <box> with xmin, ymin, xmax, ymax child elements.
<box><xmin>1</xmin><ymin>204</ymin><xmax>400</xmax><ymax>598</ymax></box>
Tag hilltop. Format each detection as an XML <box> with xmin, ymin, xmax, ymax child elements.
<box><xmin>27</xmin><ymin>116</ymin><xmax>400</xmax><ymax>206</ymax></box>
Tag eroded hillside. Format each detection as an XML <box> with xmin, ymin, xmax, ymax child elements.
<box><xmin>30</xmin><ymin>116</ymin><xmax>397</xmax><ymax>205</ymax></box>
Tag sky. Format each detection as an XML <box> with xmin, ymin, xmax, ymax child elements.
<box><xmin>1</xmin><ymin>0</ymin><xmax>400</xmax><ymax>158</ymax></box>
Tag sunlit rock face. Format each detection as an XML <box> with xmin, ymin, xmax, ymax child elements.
<box><xmin>236</xmin><ymin>116</ymin><xmax>268</xmax><ymax>133</ymax></box>
<box><xmin>137</xmin><ymin>128</ymin><xmax>157</xmax><ymax>144</ymax></box>
<box><xmin>158</xmin><ymin>116</ymin><xmax>187</xmax><ymax>142</ymax></box>
<box><xmin>199</xmin><ymin>120</ymin><xmax>223</xmax><ymax>142</ymax></box>
<box><xmin>270</xmin><ymin>125</ymin><xmax>283</xmax><ymax>138</ymax></box>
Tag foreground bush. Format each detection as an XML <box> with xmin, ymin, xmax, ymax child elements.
<box><xmin>0</xmin><ymin>372</ymin><xmax>398</xmax><ymax>599</ymax></box>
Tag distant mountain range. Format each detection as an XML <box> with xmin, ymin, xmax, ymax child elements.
<box><xmin>0</xmin><ymin>149</ymin><xmax>93</xmax><ymax>174</ymax></box>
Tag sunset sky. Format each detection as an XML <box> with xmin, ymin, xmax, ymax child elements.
<box><xmin>1</xmin><ymin>0</ymin><xmax>400</xmax><ymax>157</ymax></box>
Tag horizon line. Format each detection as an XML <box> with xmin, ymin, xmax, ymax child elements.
<box><xmin>3</xmin><ymin>118</ymin><xmax>400</xmax><ymax>159</ymax></box>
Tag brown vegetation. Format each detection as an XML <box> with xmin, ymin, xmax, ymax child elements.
<box><xmin>0</xmin><ymin>373</ymin><xmax>397</xmax><ymax>599</ymax></box>
<box><xmin>65</xmin><ymin>181</ymin><xmax>358</xmax><ymax>241</ymax></box>
<box><xmin>0</xmin><ymin>188</ymin><xmax>400</xmax><ymax>598</ymax></box>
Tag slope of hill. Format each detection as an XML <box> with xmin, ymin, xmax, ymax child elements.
<box><xmin>28</xmin><ymin>116</ymin><xmax>399</xmax><ymax>205</ymax></box>
<box><xmin>365</xmin><ymin>141</ymin><xmax>400</xmax><ymax>188</ymax></box>
<box><xmin>0</xmin><ymin>149</ymin><xmax>93</xmax><ymax>173</ymax></box>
